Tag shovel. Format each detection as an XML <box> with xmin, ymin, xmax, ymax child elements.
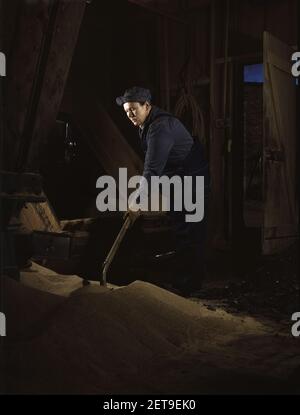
<box><xmin>100</xmin><ymin>215</ymin><xmax>133</xmax><ymax>286</ymax></box>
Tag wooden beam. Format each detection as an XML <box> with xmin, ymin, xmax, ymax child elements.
<box><xmin>209</xmin><ymin>0</ymin><xmax>216</xmax><ymax>144</ymax></box>
<box><xmin>5</xmin><ymin>0</ymin><xmax>86</xmax><ymax>172</ymax></box>
<box><xmin>25</xmin><ymin>0</ymin><xmax>87</xmax><ymax>172</ymax></box>
<box><xmin>208</xmin><ymin>0</ymin><xmax>226</xmax><ymax>249</ymax></box>
<box><xmin>72</xmin><ymin>86</ymin><xmax>143</xmax><ymax>184</ymax></box>
<box><xmin>5</xmin><ymin>0</ymin><xmax>54</xmax><ymax>171</ymax></box>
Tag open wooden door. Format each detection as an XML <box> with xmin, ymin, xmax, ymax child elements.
<box><xmin>263</xmin><ymin>32</ymin><xmax>298</xmax><ymax>254</ymax></box>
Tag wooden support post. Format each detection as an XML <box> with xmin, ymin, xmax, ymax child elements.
<box><xmin>5</xmin><ymin>0</ymin><xmax>86</xmax><ymax>172</ymax></box>
<box><xmin>208</xmin><ymin>0</ymin><xmax>227</xmax><ymax>249</ymax></box>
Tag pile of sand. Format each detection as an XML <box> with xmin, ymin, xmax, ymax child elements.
<box><xmin>20</xmin><ymin>262</ymin><xmax>87</xmax><ymax>297</ymax></box>
<box><xmin>1</xmin><ymin>264</ymin><xmax>299</xmax><ymax>394</ymax></box>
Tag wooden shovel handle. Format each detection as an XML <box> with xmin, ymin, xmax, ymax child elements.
<box><xmin>100</xmin><ymin>216</ymin><xmax>132</xmax><ymax>286</ymax></box>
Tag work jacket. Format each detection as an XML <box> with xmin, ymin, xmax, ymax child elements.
<box><xmin>139</xmin><ymin>106</ymin><xmax>210</xmax><ymax>187</ymax></box>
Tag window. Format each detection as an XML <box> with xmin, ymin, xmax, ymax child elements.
<box><xmin>244</xmin><ymin>64</ymin><xmax>264</xmax><ymax>83</ymax></box>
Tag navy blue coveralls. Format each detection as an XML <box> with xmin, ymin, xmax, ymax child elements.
<box><xmin>139</xmin><ymin>106</ymin><xmax>210</xmax><ymax>284</ymax></box>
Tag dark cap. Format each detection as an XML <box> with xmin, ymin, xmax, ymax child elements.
<box><xmin>116</xmin><ymin>86</ymin><xmax>151</xmax><ymax>106</ymax></box>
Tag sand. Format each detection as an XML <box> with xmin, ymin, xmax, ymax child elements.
<box><xmin>0</xmin><ymin>263</ymin><xmax>299</xmax><ymax>394</ymax></box>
